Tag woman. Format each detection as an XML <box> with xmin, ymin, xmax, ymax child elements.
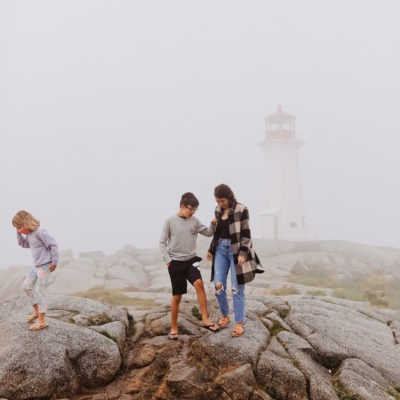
<box><xmin>207</xmin><ymin>184</ymin><xmax>264</xmax><ymax>337</ymax></box>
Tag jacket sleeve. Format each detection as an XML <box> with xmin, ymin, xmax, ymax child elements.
<box><xmin>38</xmin><ymin>229</ymin><xmax>59</xmax><ymax>265</ymax></box>
<box><xmin>159</xmin><ymin>219</ymin><xmax>172</xmax><ymax>264</ymax></box>
<box><xmin>208</xmin><ymin>210</ymin><xmax>219</xmax><ymax>254</ymax></box>
<box><xmin>239</xmin><ymin>207</ymin><xmax>251</xmax><ymax>258</ymax></box>
<box><xmin>17</xmin><ymin>233</ymin><xmax>30</xmax><ymax>248</ymax></box>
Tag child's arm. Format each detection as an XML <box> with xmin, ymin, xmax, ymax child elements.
<box><xmin>197</xmin><ymin>218</ymin><xmax>217</xmax><ymax>237</ymax></box>
<box><xmin>37</xmin><ymin>229</ymin><xmax>59</xmax><ymax>267</ymax></box>
<box><xmin>17</xmin><ymin>232</ymin><xmax>30</xmax><ymax>248</ymax></box>
<box><xmin>159</xmin><ymin>219</ymin><xmax>172</xmax><ymax>265</ymax></box>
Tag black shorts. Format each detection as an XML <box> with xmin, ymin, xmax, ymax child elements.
<box><xmin>168</xmin><ymin>257</ymin><xmax>202</xmax><ymax>296</ymax></box>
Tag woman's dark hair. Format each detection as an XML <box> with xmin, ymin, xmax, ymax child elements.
<box><xmin>214</xmin><ymin>184</ymin><xmax>237</xmax><ymax>207</ymax></box>
<box><xmin>180</xmin><ymin>192</ymin><xmax>199</xmax><ymax>208</ymax></box>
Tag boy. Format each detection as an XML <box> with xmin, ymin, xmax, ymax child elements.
<box><xmin>159</xmin><ymin>192</ymin><xmax>219</xmax><ymax>339</ymax></box>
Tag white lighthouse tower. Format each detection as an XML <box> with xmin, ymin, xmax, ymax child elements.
<box><xmin>259</xmin><ymin>106</ymin><xmax>308</xmax><ymax>240</ymax></box>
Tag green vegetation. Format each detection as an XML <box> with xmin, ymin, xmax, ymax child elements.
<box><xmin>292</xmin><ymin>359</ymin><xmax>301</xmax><ymax>370</ymax></box>
<box><xmin>320</xmin><ymin>354</ymin><xmax>345</xmax><ymax>373</ymax></box>
<box><xmin>74</xmin><ymin>286</ymin><xmax>158</xmax><ymax>308</ymax></box>
<box><xmin>271</xmin><ymin>285</ymin><xmax>300</xmax><ymax>296</ymax></box>
<box><xmin>191</xmin><ymin>306</ymin><xmax>202</xmax><ymax>321</ymax></box>
<box><xmin>98</xmin><ymin>330</ymin><xmax>118</xmax><ymax>343</ymax></box>
<box><xmin>387</xmin><ymin>388</ymin><xmax>400</xmax><ymax>400</ymax></box>
<box><xmin>268</xmin><ymin>320</ymin><xmax>286</xmax><ymax>337</ymax></box>
<box><xmin>333</xmin><ymin>382</ymin><xmax>358</xmax><ymax>400</ymax></box>
<box><xmin>306</xmin><ymin>290</ymin><xmax>326</xmax><ymax>296</ymax></box>
<box><xmin>265</xmin><ymin>387</ymin><xmax>281</xmax><ymax>400</ymax></box>
<box><xmin>87</xmin><ymin>312</ymin><xmax>112</xmax><ymax>326</ymax></box>
<box><xmin>289</xmin><ymin>271</ymin><xmax>400</xmax><ymax>309</ymax></box>
<box><xmin>127</xmin><ymin>313</ymin><xmax>136</xmax><ymax>336</ymax></box>
<box><xmin>289</xmin><ymin>273</ymin><xmax>339</xmax><ymax>289</ymax></box>
<box><xmin>154</xmin><ymin>360</ymin><xmax>169</xmax><ymax>381</ymax></box>
<box><xmin>386</xmin><ymin>387</ymin><xmax>400</xmax><ymax>400</ymax></box>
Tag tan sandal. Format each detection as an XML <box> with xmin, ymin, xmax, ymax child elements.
<box><xmin>26</xmin><ymin>313</ymin><xmax>39</xmax><ymax>323</ymax></box>
<box><xmin>218</xmin><ymin>316</ymin><xmax>230</xmax><ymax>329</ymax></box>
<box><xmin>231</xmin><ymin>323</ymin><xmax>244</xmax><ymax>337</ymax></box>
<box><xmin>28</xmin><ymin>322</ymin><xmax>48</xmax><ymax>331</ymax></box>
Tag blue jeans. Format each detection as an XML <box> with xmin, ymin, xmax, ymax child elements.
<box><xmin>214</xmin><ymin>239</ymin><xmax>245</xmax><ymax>323</ymax></box>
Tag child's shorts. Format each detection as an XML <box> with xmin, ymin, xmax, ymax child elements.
<box><xmin>168</xmin><ymin>257</ymin><xmax>202</xmax><ymax>295</ymax></box>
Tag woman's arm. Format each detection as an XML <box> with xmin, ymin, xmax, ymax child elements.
<box><xmin>239</xmin><ymin>207</ymin><xmax>251</xmax><ymax>259</ymax></box>
<box><xmin>17</xmin><ymin>233</ymin><xmax>30</xmax><ymax>248</ymax></box>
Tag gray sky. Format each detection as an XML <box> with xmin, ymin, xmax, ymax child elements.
<box><xmin>1</xmin><ymin>0</ymin><xmax>400</xmax><ymax>268</ymax></box>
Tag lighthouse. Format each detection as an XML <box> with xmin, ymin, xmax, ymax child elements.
<box><xmin>258</xmin><ymin>106</ymin><xmax>308</xmax><ymax>240</ymax></box>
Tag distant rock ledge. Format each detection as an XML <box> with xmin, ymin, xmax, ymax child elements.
<box><xmin>1</xmin><ymin>293</ymin><xmax>400</xmax><ymax>400</ymax></box>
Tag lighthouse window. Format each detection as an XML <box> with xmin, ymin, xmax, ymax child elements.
<box><xmin>290</xmin><ymin>222</ymin><xmax>297</xmax><ymax>228</ymax></box>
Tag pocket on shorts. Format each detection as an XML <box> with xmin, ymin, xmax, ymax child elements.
<box><xmin>168</xmin><ymin>261</ymin><xmax>175</xmax><ymax>273</ymax></box>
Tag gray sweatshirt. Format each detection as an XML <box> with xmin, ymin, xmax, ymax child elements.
<box><xmin>17</xmin><ymin>227</ymin><xmax>59</xmax><ymax>268</ymax></box>
<box><xmin>159</xmin><ymin>214</ymin><xmax>215</xmax><ymax>264</ymax></box>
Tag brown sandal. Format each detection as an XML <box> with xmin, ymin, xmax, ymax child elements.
<box><xmin>28</xmin><ymin>322</ymin><xmax>48</xmax><ymax>331</ymax></box>
<box><xmin>231</xmin><ymin>323</ymin><xmax>244</xmax><ymax>337</ymax></box>
<box><xmin>26</xmin><ymin>313</ymin><xmax>39</xmax><ymax>323</ymax></box>
<box><xmin>168</xmin><ymin>331</ymin><xmax>178</xmax><ymax>340</ymax></box>
<box><xmin>218</xmin><ymin>316</ymin><xmax>230</xmax><ymax>329</ymax></box>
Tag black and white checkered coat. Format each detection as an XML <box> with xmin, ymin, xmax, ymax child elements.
<box><xmin>208</xmin><ymin>202</ymin><xmax>264</xmax><ymax>285</ymax></box>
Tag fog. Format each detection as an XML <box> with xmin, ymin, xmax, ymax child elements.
<box><xmin>1</xmin><ymin>0</ymin><xmax>400</xmax><ymax>268</ymax></box>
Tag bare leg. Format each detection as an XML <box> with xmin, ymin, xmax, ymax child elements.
<box><xmin>38</xmin><ymin>312</ymin><xmax>45</xmax><ymax>324</ymax></box>
<box><xmin>193</xmin><ymin>279</ymin><xmax>212</xmax><ymax>325</ymax></box>
<box><xmin>170</xmin><ymin>294</ymin><xmax>182</xmax><ymax>332</ymax></box>
<box><xmin>27</xmin><ymin>304</ymin><xmax>39</xmax><ymax>323</ymax></box>
<box><xmin>193</xmin><ymin>279</ymin><xmax>219</xmax><ymax>332</ymax></box>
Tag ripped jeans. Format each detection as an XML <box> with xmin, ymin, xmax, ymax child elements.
<box><xmin>214</xmin><ymin>239</ymin><xmax>245</xmax><ymax>323</ymax></box>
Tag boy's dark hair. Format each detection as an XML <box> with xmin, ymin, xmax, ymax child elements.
<box><xmin>214</xmin><ymin>184</ymin><xmax>237</xmax><ymax>207</ymax></box>
<box><xmin>180</xmin><ymin>192</ymin><xmax>199</xmax><ymax>208</ymax></box>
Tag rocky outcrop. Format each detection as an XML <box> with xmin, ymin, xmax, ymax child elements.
<box><xmin>0</xmin><ymin>295</ymin><xmax>128</xmax><ymax>400</ymax></box>
<box><xmin>1</xmin><ymin>294</ymin><xmax>400</xmax><ymax>400</ymax></box>
<box><xmin>3</xmin><ymin>238</ymin><xmax>400</xmax><ymax>300</ymax></box>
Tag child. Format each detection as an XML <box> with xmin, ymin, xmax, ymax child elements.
<box><xmin>159</xmin><ymin>192</ymin><xmax>219</xmax><ymax>340</ymax></box>
<box><xmin>12</xmin><ymin>210</ymin><xmax>59</xmax><ymax>331</ymax></box>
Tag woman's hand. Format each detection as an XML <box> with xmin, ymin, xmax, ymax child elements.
<box><xmin>211</xmin><ymin>218</ymin><xmax>217</xmax><ymax>225</ymax></box>
<box><xmin>50</xmin><ymin>264</ymin><xmax>57</xmax><ymax>272</ymax></box>
<box><xmin>206</xmin><ymin>252</ymin><xmax>212</xmax><ymax>261</ymax></box>
<box><xmin>167</xmin><ymin>262</ymin><xmax>171</xmax><ymax>268</ymax></box>
<box><xmin>238</xmin><ymin>255</ymin><xmax>246</xmax><ymax>266</ymax></box>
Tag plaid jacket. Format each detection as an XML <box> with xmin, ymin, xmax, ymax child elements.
<box><xmin>208</xmin><ymin>202</ymin><xmax>264</xmax><ymax>285</ymax></box>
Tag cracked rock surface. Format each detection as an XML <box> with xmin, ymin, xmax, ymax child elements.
<box><xmin>1</xmin><ymin>294</ymin><xmax>400</xmax><ymax>400</ymax></box>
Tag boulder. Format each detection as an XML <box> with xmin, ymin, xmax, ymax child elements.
<box><xmin>190</xmin><ymin>318</ymin><xmax>269</xmax><ymax>367</ymax></box>
<box><xmin>215</xmin><ymin>363</ymin><xmax>256</xmax><ymax>400</ymax></box>
<box><xmin>256</xmin><ymin>350</ymin><xmax>308</xmax><ymax>400</ymax></box>
<box><xmin>335</xmin><ymin>358</ymin><xmax>394</xmax><ymax>400</ymax></box>
<box><xmin>0</xmin><ymin>295</ymin><xmax>126</xmax><ymax>400</ymax></box>
<box><xmin>286</xmin><ymin>298</ymin><xmax>400</xmax><ymax>386</ymax></box>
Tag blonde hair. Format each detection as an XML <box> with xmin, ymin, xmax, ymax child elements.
<box><xmin>12</xmin><ymin>210</ymin><xmax>40</xmax><ymax>232</ymax></box>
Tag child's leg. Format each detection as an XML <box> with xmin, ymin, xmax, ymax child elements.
<box><xmin>170</xmin><ymin>294</ymin><xmax>182</xmax><ymax>332</ymax></box>
<box><xmin>22</xmin><ymin>268</ymin><xmax>38</xmax><ymax>309</ymax></box>
<box><xmin>193</xmin><ymin>279</ymin><xmax>219</xmax><ymax>331</ymax></box>
<box><xmin>193</xmin><ymin>279</ymin><xmax>208</xmax><ymax>319</ymax></box>
<box><xmin>32</xmin><ymin>264</ymin><xmax>52</xmax><ymax>324</ymax></box>
<box><xmin>168</xmin><ymin>260</ymin><xmax>187</xmax><ymax>335</ymax></box>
